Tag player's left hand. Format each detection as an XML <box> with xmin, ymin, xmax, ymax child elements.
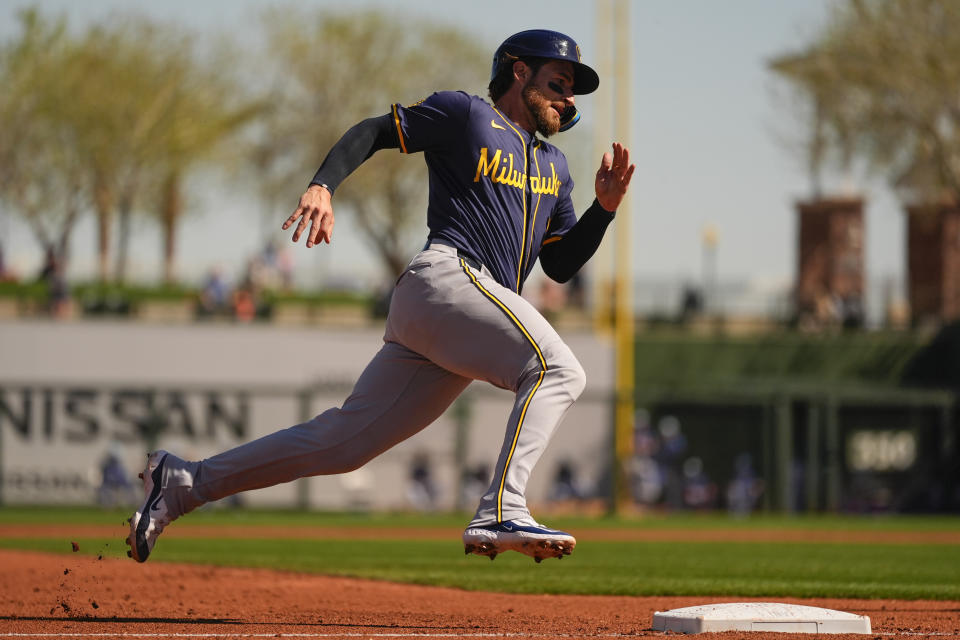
<box><xmin>594</xmin><ymin>142</ymin><xmax>635</xmax><ymax>212</ymax></box>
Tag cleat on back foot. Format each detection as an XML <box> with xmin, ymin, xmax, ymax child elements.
<box><xmin>127</xmin><ymin>450</ymin><xmax>177</xmax><ymax>563</ymax></box>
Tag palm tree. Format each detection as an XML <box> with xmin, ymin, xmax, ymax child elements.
<box><xmin>255</xmin><ymin>10</ymin><xmax>487</xmax><ymax>281</ymax></box>
<box><xmin>147</xmin><ymin>51</ymin><xmax>263</xmax><ymax>283</ymax></box>
<box><xmin>0</xmin><ymin>9</ymin><xmax>88</xmax><ymax>268</ymax></box>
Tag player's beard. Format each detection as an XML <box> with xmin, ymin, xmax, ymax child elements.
<box><xmin>522</xmin><ymin>82</ymin><xmax>561</xmax><ymax>138</ymax></box>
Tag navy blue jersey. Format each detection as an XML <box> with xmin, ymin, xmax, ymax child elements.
<box><xmin>392</xmin><ymin>91</ymin><xmax>578</xmax><ymax>293</ymax></box>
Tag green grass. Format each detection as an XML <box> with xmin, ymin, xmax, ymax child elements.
<box><xmin>1</xmin><ymin>508</ymin><xmax>957</xmax><ymax>600</ymax></box>
<box><xmin>2</xmin><ymin>506</ymin><xmax>958</xmax><ymax>531</ymax></box>
<box><xmin>1</xmin><ymin>536</ymin><xmax>956</xmax><ymax>600</ymax></box>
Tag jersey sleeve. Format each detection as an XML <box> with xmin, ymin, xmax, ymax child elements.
<box><xmin>391</xmin><ymin>91</ymin><xmax>471</xmax><ymax>154</ymax></box>
<box><xmin>542</xmin><ymin>178</ymin><xmax>577</xmax><ymax>246</ymax></box>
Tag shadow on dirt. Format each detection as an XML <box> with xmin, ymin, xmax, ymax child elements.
<box><xmin>0</xmin><ymin>615</ymin><xmax>240</xmax><ymax>624</ymax></box>
<box><xmin>1</xmin><ymin>615</ymin><xmax>480</xmax><ymax>630</ymax></box>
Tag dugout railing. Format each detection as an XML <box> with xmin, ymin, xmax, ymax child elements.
<box><xmin>632</xmin><ymin>384</ymin><xmax>957</xmax><ymax>514</ymax></box>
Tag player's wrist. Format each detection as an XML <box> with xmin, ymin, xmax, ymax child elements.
<box><xmin>593</xmin><ymin>197</ymin><xmax>616</xmax><ymax>215</ymax></box>
<box><xmin>308</xmin><ymin>183</ymin><xmax>333</xmax><ymax>197</ymax></box>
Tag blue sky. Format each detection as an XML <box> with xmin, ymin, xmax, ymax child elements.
<box><xmin>0</xmin><ymin>0</ymin><xmax>905</xmax><ymax>310</ymax></box>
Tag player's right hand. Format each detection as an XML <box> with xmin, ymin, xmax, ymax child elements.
<box><xmin>283</xmin><ymin>184</ymin><xmax>335</xmax><ymax>247</ymax></box>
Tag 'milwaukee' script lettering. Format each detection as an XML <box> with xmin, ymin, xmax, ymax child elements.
<box><xmin>0</xmin><ymin>387</ymin><xmax>249</xmax><ymax>443</ymax></box>
<box><xmin>473</xmin><ymin>148</ymin><xmax>562</xmax><ymax>196</ymax></box>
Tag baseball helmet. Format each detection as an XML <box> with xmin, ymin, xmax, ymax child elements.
<box><xmin>490</xmin><ymin>29</ymin><xmax>600</xmax><ymax>96</ymax></box>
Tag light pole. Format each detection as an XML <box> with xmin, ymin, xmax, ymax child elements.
<box><xmin>702</xmin><ymin>224</ymin><xmax>718</xmax><ymax>314</ymax></box>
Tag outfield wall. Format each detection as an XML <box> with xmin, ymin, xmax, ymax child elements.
<box><xmin>0</xmin><ymin>320</ymin><xmax>614</xmax><ymax>511</ymax></box>
<box><xmin>1</xmin><ymin>320</ymin><xmax>956</xmax><ymax>513</ymax></box>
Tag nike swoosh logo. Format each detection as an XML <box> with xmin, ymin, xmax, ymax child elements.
<box><xmin>491</xmin><ymin>119</ymin><xmax>506</xmax><ymax>130</ymax></box>
<box><xmin>502</xmin><ymin>523</ymin><xmax>514</xmax><ymax>531</ymax></box>
<box><xmin>150</xmin><ymin>495</ymin><xmax>164</xmax><ymax>511</ymax></box>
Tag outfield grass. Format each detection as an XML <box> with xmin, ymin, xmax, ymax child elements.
<box><xmin>2</xmin><ymin>505</ymin><xmax>958</xmax><ymax>531</ymax></box>
<box><xmin>1</xmin><ymin>507</ymin><xmax>957</xmax><ymax>600</ymax></box>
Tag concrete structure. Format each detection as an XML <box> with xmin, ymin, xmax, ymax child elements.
<box><xmin>0</xmin><ymin>320</ymin><xmax>613</xmax><ymax>510</ymax></box>
<box><xmin>906</xmin><ymin>202</ymin><xmax>960</xmax><ymax>326</ymax></box>
<box><xmin>795</xmin><ymin>198</ymin><xmax>865</xmax><ymax>328</ymax></box>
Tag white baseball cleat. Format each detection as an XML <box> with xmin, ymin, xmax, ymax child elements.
<box><xmin>463</xmin><ymin>519</ymin><xmax>576</xmax><ymax>562</ymax></box>
<box><xmin>126</xmin><ymin>450</ymin><xmax>175</xmax><ymax>563</ymax></box>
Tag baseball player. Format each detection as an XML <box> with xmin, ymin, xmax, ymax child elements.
<box><xmin>127</xmin><ymin>29</ymin><xmax>634</xmax><ymax>564</ymax></box>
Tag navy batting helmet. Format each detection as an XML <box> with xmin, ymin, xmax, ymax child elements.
<box><xmin>490</xmin><ymin>29</ymin><xmax>599</xmax><ymax>95</ymax></box>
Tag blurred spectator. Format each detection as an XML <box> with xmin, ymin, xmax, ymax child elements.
<box><xmin>262</xmin><ymin>241</ymin><xmax>278</xmax><ymax>269</ymax></box>
<box><xmin>798</xmin><ymin>287</ymin><xmax>844</xmax><ymax>331</ymax></box>
<box><xmin>233</xmin><ymin>248</ymin><xmax>284</xmax><ymax>322</ymax></box>
<box><xmin>460</xmin><ymin>463</ymin><xmax>489</xmax><ymax>508</ymax></box>
<box><xmin>246</xmin><ymin>255</ymin><xmax>268</xmax><ymax>291</ymax></box>
<box><xmin>628</xmin><ymin>410</ymin><xmax>664</xmax><ymax>506</ymax></box>
<box><xmin>838</xmin><ymin>294</ymin><xmax>864</xmax><ymax>329</ymax></box>
<box><xmin>679</xmin><ymin>284</ymin><xmax>703</xmax><ymax>323</ymax></box>
<box><xmin>548</xmin><ymin>459</ymin><xmax>587</xmax><ymax>503</ymax></box>
<box><xmin>628</xmin><ymin>455</ymin><xmax>663</xmax><ymax>506</ymax></box>
<box><xmin>655</xmin><ymin>415</ymin><xmax>687</xmax><ymax>509</ymax></box>
<box><xmin>246</xmin><ymin>241</ymin><xmax>294</xmax><ymax>293</ymax></box>
<box><xmin>658</xmin><ymin>415</ymin><xmax>687</xmax><ymax>460</ymax></box>
<box><xmin>197</xmin><ymin>266</ymin><xmax>230</xmax><ymax>318</ymax></box>
<box><xmin>726</xmin><ymin>453</ymin><xmax>763</xmax><ymax>516</ymax></box>
<box><xmin>232</xmin><ymin>278</ymin><xmax>258</xmax><ymax>322</ymax></box>
<box><xmin>97</xmin><ymin>443</ymin><xmax>135</xmax><ymax>507</ymax></box>
<box><xmin>845</xmin><ymin>472</ymin><xmax>893</xmax><ymax>513</ymax></box>
<box><xmin>37</xmin><ymin>246</ymin><xmax>70</xmax><ymax>318</ymax></box>
<box><xmin>682</xmin><ymin>456</ymin><xmax>717</xmax><ymax>509</ymax></box>
<box><xmin>247</xmin><ymin>249</ymin><xmax>273</xmax><ymax>292</ymax></box>
<box><xmin>633</xmin><ymin>409</ymin><xmax>658</xmax><ymax>456</ymax></box>
<box><xmin>407</xmin><ymin>453</ymin><xmax>439</xmax><ymax>511</ymax></box>
<box><xmin>276</xmin><ymin>244</ymin><xmax>294</xmax><ymax>291</ymax></box>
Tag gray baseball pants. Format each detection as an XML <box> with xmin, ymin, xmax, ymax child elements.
<box><xmin>161</xmin><ymin>242</ymin><xmax>586</xmax><ymax>526</ymax></box>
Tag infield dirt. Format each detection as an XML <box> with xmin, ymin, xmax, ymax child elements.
<box><xmin>1</xmin><ymin>548</ymin><xmax>958</xmax><ymax>640</ymax></box>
